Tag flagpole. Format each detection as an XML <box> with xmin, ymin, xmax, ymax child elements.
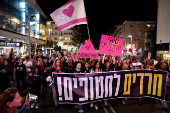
<box><xmin>83</xmin><ymin>0</ymin><xmax>90</xmax><ymax>40</ymax></box>
<box><xmin>87</xmin><ymin>25</ymin><xmax>90</xmax><ymax>40</ymax></box>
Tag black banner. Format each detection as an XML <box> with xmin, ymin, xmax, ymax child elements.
<box><xmin>53</xmin><ymin>70</ymin><xmax>167</xmax><ymax>104</ymax></box>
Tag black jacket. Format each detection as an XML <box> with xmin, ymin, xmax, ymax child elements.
<box><xmin>102</xmin><ymin>64</ymin><xmax>115</xmax><ymax>72</ymax></box>
<box><xmin>15</xmin><ymin>63</ymin><xmax>26</xmax><ymax>77</ymax></box>
<box><xmin>0</xmin><ymin>65</ymin><xmax>13</xmax><ymax>81</ymax></box>
<box><xmin>29</xmin><ymin>73</ymin><xmax>41</xmax><ymax>95</ymax></box>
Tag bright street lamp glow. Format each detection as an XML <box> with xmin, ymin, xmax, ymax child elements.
<box><xmin>128</xmin><ymin>35</ymin><xmax>132</xmax><ymax>38</ymax></box>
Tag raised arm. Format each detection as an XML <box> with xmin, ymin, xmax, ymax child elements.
<box><xmin>112</xmin><ymin>55</ymin><xmax>115</xmax><ymax>64</ymax></box>
<box><xmin>102</xmin><ymin>54</ymin><xmax>106</xmax><ymax>64</ymax></box>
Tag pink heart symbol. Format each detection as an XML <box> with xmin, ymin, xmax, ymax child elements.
<box><xmin>63</xmin><ymin>5</ymin><xmax>75</xmax><ymax>18</ymax></box>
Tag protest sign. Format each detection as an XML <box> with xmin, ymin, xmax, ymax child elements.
<box><xmin>99</xmin><ymin>34</ymin><xmax>124</xmax><ymax>56</ymax></box>
<box><xmin>53</xmin><ymin>70</ymin><xmax>167</xmax><ymax>104</ymax></box>
<box><xmin>75</xmin><ymin>39</ymin><xmax>100</xmax><ymax>59</ymax></box>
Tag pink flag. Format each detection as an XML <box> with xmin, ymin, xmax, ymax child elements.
<box><xmin>50</xmin><ymin>0</ymin><xmax>87</xmax><ymax>31</ymax></box>
<box><xmin>76</xmin><ymin>39</ymin><xmax>100</xmax><ymax>59</ymax></box>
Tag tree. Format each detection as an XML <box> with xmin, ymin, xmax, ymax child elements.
<box><xmin>46</xmin><ymin>40</ymin><xmax>58</xmax><ymax>48</ymax></box>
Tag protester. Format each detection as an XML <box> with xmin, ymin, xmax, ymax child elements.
<box><xmin>15</xmin><ymin>58</ymin><xmax>26</xmax><ymax>92</ymax></box>
<box><xmin>43</xmin><ymin>57</ymin><xmax>51</xmax><ymax>92</ymax></box>
<box><xmin>102</xmin><ymin>54</ymin><xmax>115</xmax><ymax>71</ymax></box>
<box><xmin>90</xmin><ymin>61</ymin><xmax>102</xmax><ymax>110</ymax></box>
<box><xmin>0</xmin><ymin>87</ymin><xmax>30</xmax><ymax>113</ymax></box>
<box><xmin>32</xmin><ymin>56</ymin><xmax>37</xmax><ymax>70</ymax></box>
<box><xmin>63</xmin><ymin>55</ymin><xmax>75</xmax><ymax>73</ymax></box>
<box><xmin>84</xmin><ymin>62</ymin><xmax>90</xmax><ymax>73</ymax></box>
<box><xmin>1</xmin><ymin>48</ymin><xmax>170</xmax><ymax>112</ymax></box>
<box><xmin>74</xmin><ymin>62</ymin><xmax>84</xmax><ymax>113</ymax></box>
<box><xmin>36</xmin><ymin>52</ymin><xmax>43</xmax><ymax>61</ymax></box>
<box><xmin>50</xmin><ymin>59</ymin><xmax>63</xmax><ymax>109</ymax></box>
<box><xmin>29</xmin><ymin>66</ymin><xmax>41</xmax><ymax>109</ymax></box>
<box><xmin>0</xmin><ymin>59</ymin><xmax>13</xmax><ymax>91</ymax></box>
<box><xmin>8</xmin><ymin>53</ymin><xmax>15</xmax><ymax>69</ymax></box>
<box><xmin>23</xmin><ymin>56</ymin><xmax>32</xmax><ymax>85</ymax></box>
<box><xmin>31</xmin><ymin>52</ymin><xmax>34</xmax><ymax>62</ymax></box>
<box><xmin>0</xmin><ymin>55</ymin><xmax>4</xmax><ymax>66</ymax></box>
<box><xmin>36</xmin><ymin>57</ymin><xmax>45</xmax><ymax>97</ymax></box>
<box><xmin>50</xmin><ymin>55</ymin><xmax>56</xmax><ymax>67</ymax></box>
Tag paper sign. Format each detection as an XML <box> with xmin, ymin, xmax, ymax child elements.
<box><xmin>153</xmin><ymin>60</ymin><xmax>158</xmax><ymax>65</ymax></box>
<box><xmin>76</xmin><ymin>39</ymin><xmax>100</xmax><ymax>59</ymax></box>
<box><xmin>99</xmin><ymin>34</ymin><xmax>124</xmax><ymax>56</ymax></box>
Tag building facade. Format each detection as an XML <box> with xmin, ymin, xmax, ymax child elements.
<box><xmin>0</xmin><ymin>0</ymin><xmax>47</xmax><ymax>57</ymax></box>
<box><xmin>46</xmin><ymin>21</ymin><xmax>79</xmax><ymax>51</ymax></box>
<box><xmin>145</xmin><ymin>21</ymin><xmax>156</xmax><ymax>57</ymax></box>
<box><xmin>114</xmin><ymin>21</ymin><xmax>145</xmax><ymax>56</ymax></box>
<box><xmin>156</xmin><ymin>0</ymin><xmax>170</xmax><ymax>61</ymax></box>
<box><xmin>113</xmin><ymin>21</ymin><xmax>156</xmax><ymax>57</ymax></box>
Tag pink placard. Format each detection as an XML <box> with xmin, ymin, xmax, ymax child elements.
<box><xmin>76</xmin><ymin>39</ymin><xmax>100</xmax><ymax>59</ymax></box>
<box><xmin>99</xmin><ymin>34</ymin><xmax>124</xmax><ymax>56</ymax></box>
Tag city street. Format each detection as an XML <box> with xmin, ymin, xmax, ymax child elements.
<box><xmin>8</xmin><ymin>81</ymin><xmax>170</xmax><ymax>113</ymax></box>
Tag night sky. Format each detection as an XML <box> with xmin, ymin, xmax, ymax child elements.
<box><xmin>36</xmin><ymin>0</ymin><xmax>158</xmax><ymax>48</ymax></box>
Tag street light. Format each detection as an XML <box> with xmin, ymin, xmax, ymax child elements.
<box><xmin>128</xmin><ymin>35</ymin><xmax>132</xmax><ymax>45</ymax></box>
<box><xmin>28</xmin><ymin>14</ymin><xmax>36</xmax><ymax>59</ymax></box>
<box><xmin>48</xmin><ymin>29</ymin><xmax>52</xmax><ymax>40</ymax></box>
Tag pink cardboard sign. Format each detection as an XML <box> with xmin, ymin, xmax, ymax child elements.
<box><xmin>99</xmin><ymin>34</ymin><xmax>124</xmax><ymax>56</ymax></box>
<box><xmin>76</xmin><ymin>39</ymin><xmax>100</xmax><ymax>59</ymax></box>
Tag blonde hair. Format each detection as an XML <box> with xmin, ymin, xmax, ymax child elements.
<box><xmin>52</xmin><ymin>59</ymin><xmax>62</xmax><ymax>68</ymax></box>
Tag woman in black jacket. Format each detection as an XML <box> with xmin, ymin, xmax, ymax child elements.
<box><xmin>15</xmin><ymin>58</ymin><xmax>26</xmax><ymax>92</ymax></box>
<box><xmin>29</xmin><ymin>66</ymin><xmax>41</xmax><ymax>109</ymax></box>
<box><xmin>0</xmin><ymin>59</ymin><xmax>13</xmax><ymax>91</ymax></box>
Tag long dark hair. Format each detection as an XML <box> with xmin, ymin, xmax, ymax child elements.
<box><xmin>141</xmin><ymin>62</ymin><xmax>145</xmax><ymax>69</ymax></box>
<box><xmin>3</xmin><ymin>59</ymin><xmax>9</xmax><ymax>66</ymax></box>
<box><xmin>0</xmin><ymin>88</ymin><xmax>18</xmax><ymax>113</ymax></box>
<box><xmin>93</xmin><ymin>61</ymin><xmax>100</xmax><ymax>71</ymax></box>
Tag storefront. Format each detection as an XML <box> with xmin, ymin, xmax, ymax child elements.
<box><xmin>156</xmin><ymin>51</ymin><xmax>170</xmax><ymax>61</ymax></box>
<box><xmin>0</xmin><ymin>41</ymin><xmax>22</xmax><ymax>58</ymax></box>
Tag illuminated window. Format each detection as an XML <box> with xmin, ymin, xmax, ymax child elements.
<box><xmin>65</xmin><ymin>38</ymin><xmax>70</xmax><ymax>40</ymax></box>
<box><xmin>146</xmin><ymin>24</ymin><xmax>150</xmax><ymax>28</ymax></box>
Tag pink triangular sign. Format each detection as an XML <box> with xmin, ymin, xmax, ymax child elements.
<box><xmin>76</xmin><ymin>39</ymin><xmax>100</xmax><ymax>59</ymax></box>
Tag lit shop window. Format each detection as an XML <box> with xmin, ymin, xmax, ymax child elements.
<box><xmin>146</xmin><ymin>24</ymin><xmax>150</xmax><ymax>28</ymax></box>
<box><xmin>65</xmin><ymin>38</ymin><xmax>70</xmax><ymax>40</ymax></box>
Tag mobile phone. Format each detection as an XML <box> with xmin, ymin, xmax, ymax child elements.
<box><xmin>28</xmin><ymin>93</ymin><xmax>38</xmax><ymax>102</ymax></box>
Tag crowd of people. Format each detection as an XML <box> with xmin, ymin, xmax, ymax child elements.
<box><xmin>0</xmin><ymin>50</ymin><xmax>170</xmax><ymax>113</ymax></box>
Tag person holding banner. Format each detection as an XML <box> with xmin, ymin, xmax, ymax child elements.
<box><xmin>102</xmin><ymin>54</ymin><xmax>115</xmax><ymax>72</ymax></box>
<box><xmin>89</xmin><ymin>61</ymin><xmax>102</xmax><ymax>110</ymax></box>
<box><xmin>155</xmin><ymin>62</ymin><xmax>170</xmax><ymax>109</ymax></box>
<box><xmin>63</xmin><ymin>56</ymin><xmax>75</xmax><ymax>73</ymax></box>
<box><xmin>74</xmin><ymin>62</ymin><xmax>84</xmax><ymax>113</ymax></box>
<box><xmin>84</xmin><ymin>62</ymin><xmax>90</xmax><ymax>73</ymax></box>
<box><xmin>50</xmin><ymin>59</ymin><xmax>63</xmax><ymax>109</ymax></box>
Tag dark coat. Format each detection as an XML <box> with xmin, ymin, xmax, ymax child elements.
<box><xmin>29</xmin><ymin>73</ymin><xmax>41</xmax><ymax>96</ymax></box>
